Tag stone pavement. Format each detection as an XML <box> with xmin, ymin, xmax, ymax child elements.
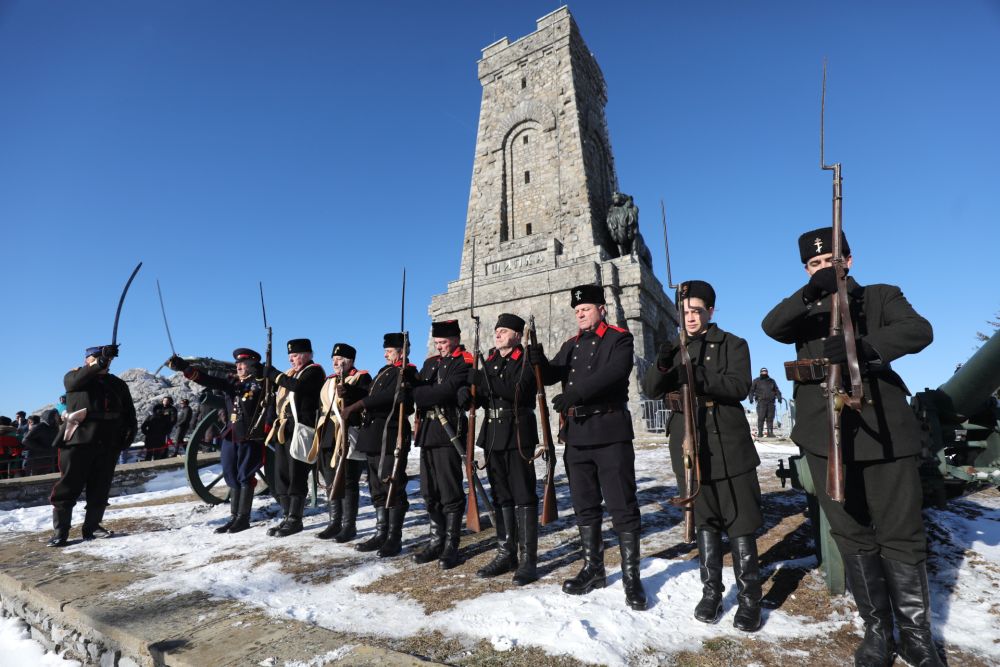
<box><xmin>0</xmin><ymin>533</ymin><xmax>438</xmax><ymax>667</ymax></box>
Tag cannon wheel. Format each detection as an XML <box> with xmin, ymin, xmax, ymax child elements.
<box><xmin>184</xmin><ymin>409</ymin><xmax>274</xmax><ymax>505</ymax></box>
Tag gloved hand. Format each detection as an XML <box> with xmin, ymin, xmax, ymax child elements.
<box><xmin>264</xmin><ymin>364</ymin><xmax>281</xmax><ymax>381</ymax></box>
<box><xmin>802</xmin><ymin>266</ymin><xmax>838</xmax><ymax>303</ymax></box>
<box><xmin>656</xmin><ymin>340</ymin><xmax>678</xmax><ymax>368</ymax></box>
<box><xmin>96</xmin><ymin>355</ymin><xmax>111</xmax><ymax>369</ymax></box>
<box><xmin>166</xmin><ymin>355</ymin><xmax>189</xmax><ymax>372</ymax></box>
<box><xmin>823</xmin><ymin>335</ymin><xmax>876</xmax><ymax>365</ymax></box>
<box><xmin>456</xmin><ymin>386</ymin><xmax>472</xmax><ymax>409</ymax></box>
<box><xmin>334</xmin><ymin>382</ymin><xmax>346</xmax><ymax>397</ymax></box>
<box><xmin>551</xmin><ymin>388</ymin><xmax>581</xmax><ymax>413</ymax></box>
<box><xmin>101</xmin><ymin>344</ymin><xmax>120</xmax><ymax>360</ymax></box>
<box><xmin>527</xmin><ymin>344</ymin><xmax>548</xmax><ymax>367</ymax></box>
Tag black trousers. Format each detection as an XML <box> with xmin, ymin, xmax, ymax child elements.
<box><xmin>367</xmin><ymin>448</ymin><xmax>410</xmax><ymax>510</ymax></box>
<box><xmin>50</xmin><ymin>444</ymin><xmax>120</xmax><ymax>517</ymax></box>
<box><xmin>273</xmin><ymin>444</ymin><xmax>311</xmax><ymax>500</ymax></box>
<box><xmin>694</xmin><ymin>469</ymin><xmax>763</xmax><ymax>537</ymax></box>
<box><xmin>805</xmin><ymin>452</ymin><xmax>927</xmax><ymax>564</ymax></box>
<box><xmin>756</xmin><ymin>401</ymin><xmax>776</xmax><ymax>435</ymax></box>
<box><xmin>485</xmin><ymin>448</ymin><xmax>537</xmax><ymax>508</ymax></box>
<box><xmin>420</xmin><ymin>445</ymin><xmax>465</xmax><ymax>515</ymax></box>
<box><xmin>564</xmin><ymin>441</ymin><xmax>640</xmax><ymax>533</ymax></box>
<box><xmin>317</xmin><ymin>447</ymin><xmax>365</xmax><ymax>493</ymax></box>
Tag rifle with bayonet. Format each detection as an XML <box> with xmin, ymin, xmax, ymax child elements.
<box><xmin>250</xmin><ymin>282</ymin><xmax>274</xmax><ymax>443</ymax></box>
<box><xmin>384</xmin><ymin>269</ymin><xmax>411</xmax><ymax>509</ymax></box>
<box><xmin>818</xmin><ymin>61</ymin><xmax>864</xmax><ymax>503</ymax></box>
<box><xmin>432</xmin><ymin>406</ymin><xmax>496</xmax><ymax>528</ymax></box>
<box><xmin>525</xmin><ymin>316</ymin><xmax>559</xmax><ymax>525</ymax></box>
<box><xmin>465</xmin><ymin>241</ymin><xmax>484</xmax><ymax>532</ymax></box>
<box><xmin>328</xmin><ymin>375</ymin><xmax>348</xmax><ymax>500</ymax></box>
<box><xmin>661</xmin><ymin>201</ymin><xmax>701</xmax><ymax>543</ymax></box>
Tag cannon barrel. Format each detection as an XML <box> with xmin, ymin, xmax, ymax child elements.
<box><xmin>936</xmin><ymin>329</ymin><xmax>1000</xmax><ymax>420</ymax></box>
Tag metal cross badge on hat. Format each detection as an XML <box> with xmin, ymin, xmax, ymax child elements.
<box><xmin>813</xmin><ymin>237</ymin><xmax>823</xmax><ymax>253</ymax></box>
<box><xmin>575</xmin><ymin>290</ymin><xmax>582</xmax><ymax>301</ymax></box>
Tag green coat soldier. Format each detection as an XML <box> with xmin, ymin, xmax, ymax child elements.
<box><xmin>467</xmin><ymin>313</ymin><xmax>540</xmax><ymax>584</ymax></box>
<box><xmin>528</xmin><ymin>284</ymin><xmax>647</xmax><ymax>611</ymax></box>
<box><xmin>642</xmin><ymin>280</ymin><xmax>763</xmax><ymax>631</ymax></box>
<box><xmin>48</xmin><ymin>345</ymin><xmax>137</xmax><ymax>546</ymax></box>
<box><xmin>762</xmin><ymin>227</ymin><xmax>941</xmax><ymax>667</ymax></box>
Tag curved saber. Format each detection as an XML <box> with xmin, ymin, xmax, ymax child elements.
<box><xmin>112</xmin><ymin>262</ymin><xmax>143</xmax><ymax>348</ymax></box>
<box><xmin>156</xmin><ymin>279</ymin><xmax>176</xmax><ymax>356</ymax></box>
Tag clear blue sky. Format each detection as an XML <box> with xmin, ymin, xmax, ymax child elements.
<box><xmin>2</xmin><ymin>1</ymin><xmax>998</xmax><ymax>414</ymax></box>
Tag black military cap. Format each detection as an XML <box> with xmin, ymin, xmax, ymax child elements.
<box><xmin>331</xmin><ymin>343</ymin><xmax>356</xmax><ymax>360</ymax></box>
<box><xmin>570</xmin><ymin>284</ymin><xmax>605</xmax><ymax>307</ymax></box>
<box><xmin>383</xmin><ymin>332</ymin><xmax>405</xmax><ymax>348</ymax></box>
<box><xmin>431</xmin><ymin>320</ymin><xmax>461</xmax><ymax>338</ymax></box>
<box><xmin>798</xmin><ymin>226</ymin><xmax>850</xmax><ymax>264</ymax></box>
<box><xmin>233</xmin><ymin>348</ymin><xmax>261</xmax><ymax>363</ymax></box>
<box><xmin>679</xmin><ymin>280</ymin><xmax>716</xmax><ymax>309</ymax></box>
<box><xmin>287</xmin><ymin>338</ymin><xmax>312</xmax><ymax>354</ymax></box>
<box><xmin>85</xmin><ymin>346</ymin><xmax>104</xmax><ymax>357</ymax></box>
<box><xmin>495</xmin><ymin>313</ymin><xmax>525</xmax><ymax>333</ymax></box>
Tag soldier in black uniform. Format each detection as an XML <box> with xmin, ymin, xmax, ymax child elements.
<box><xmin>314</xmin><ymin>343</ymin><xmax>371</xmax><ymax>542</ymax></box>
<box><xmin>341</xmin><ymin>333</ymin><xmax>415</xmax><ymax>556</ymax></box>
<box><xmin>468</xmin><ymin>313</ymin><xmax>540</xmax><ymax>584</ymax></box>
<box><xmin>48</xmin><ymin>345</ymin><xmax>137</xmax><ymax>546</ymax></box>
<box><xmin>642</xmin><ymin>280</ymin><xmax>763</xmax><ymax>631</ymax></box>
<box><xmin>411</xmin><ymin>320</ymin><xmax>474</xmax><ymax>569</ymax></box>
<box><xmin>265</xmin><ymin>338</ymin><xmax>325</xmax><ymax>537</ymax></box>
<box><xmin>762</xmin><ymin>227</ymin><xmax>941</xmax><ymax>667</ymax></box>
<box><xmin>528</xmin><ymin>284</ymin><xmax>647</xmax><ymax>611</ymax></box>
<box><xmin>167</xmin><ymin>349</ymin><xmax>266</xmax><ymax>534</ymax></box>
<box><xmin>141</xmin><ymin>396</ymin><xmax>177</xmax><ymax>460</ymax></box>
<box><xmin>748</xmin><ymin>368</ymin><xmax>783</xmax><ymax>437</ymax></box>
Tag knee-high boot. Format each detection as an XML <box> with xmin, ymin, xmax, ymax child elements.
<box><xmin>511</xmin><ymin>505</ymin><xmax>538</xmax><ymax>586</ymax></box>
<box><xmin>882</xmin><ymin>558</ymin><xmax>944</xmax><ymax>667</ymax></box>
<box><xmin>228</xmin><ymin>485</ymin><xmax>255</xmax><ymax>533</ymax></box>
<box><xmin>731</xmin><ymin>535</ymin><xmax>762</xmax><ymax>631</ymax></box>
<box><xmin>694</xmin><ymin>529</ymin><xmax>725</xmax><ymax>623</ymax></box>
<box><xmin>618</xmin><ymin>530</ymin><xmax>647</xmax><ymax>611</ymax></box>
<box><xmin>215</xmin><ymin>487</ymin><xmax>240</xmax><ymax>534</ymax></box>
<box><xmin>844</xmin><ymin>553</ymin><xmax>896</xmax><ymax>667</ymax></box>
<box><xmin>477</xmin><ymin>506</ymin><xmax>517</xmax><ymax>578</ymax></box>
<box><xmin>562</xmin><ymin>524</ymin><xmax>606</xmax><ymax>595</ymax></box>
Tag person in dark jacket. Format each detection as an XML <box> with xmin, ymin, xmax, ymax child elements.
<box><xmin>21</xmin><ymin>412</ymin><xmax>58</xmax><ymax>476</ymax></box>
<box><xmin>748</xmin><ymin>368</ymin><xmax>783</xmax><ymax>437</ymax></box>
<box><xmin>141</xmin><ymin>397</ymin><xmax>177</xmax><ymax>461</ymax></box>
<box><xmin>313</xmin><ymin>343</ymin><xmax>371</xmax><ymax>543</ymax></box>
<box><xmin>173</xmin><ymin>398</ymin><xmax>194</xmax><ymax>453</ymax></box>
<box><xmin>341</xmin><ymin>333</ymin><xmax>416</xmax><ymax>556</ymax></box>
<box><xmin>762</xmin><ymin>226</ymin><xmax>941</xmax><ymax>667</ymax></box>
<box><xmin>48</xmin><ymin>345</ymin><xmax>137</xmax><ymax>546</ymax></box>
<box><xmin>468</xmin><ymin>313</ymin><xmax>539</xmax><ymax>584</ymax></box>
<box><xmin>168</xmin><ymin>349</ymin><xmax>267</xmax><ymax>534</ymax></box>
<box><xmin>528</xmin><ymin>284</ymin><xmax>646</xmax><ymax>611</ymax></box>
<box><xmin>265</xmin><ymin>338</ymin><xmax>325</xmax><ymax>537</ymax></box>
<box><xmin>0</xmin><ymin>416</ymin><xmax>24</xmax><ymax>478</ymax></box>
<box><xmin>643</xmin><ymin>280</ymin><xmax>763</xmax><ymax>631</ymax></box>
<box><xmin>410</xmin><ymin>320</ymin><xmax>474</xmax><ymax>569</ymax></box>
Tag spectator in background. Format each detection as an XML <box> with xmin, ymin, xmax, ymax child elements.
<box><xmin>0</xmin><ymin>416</ymin><xmax>23</xmax><ymax>479</ymax></box>
<box><xmin>141</xmin><ymin>396</ymin><xmax>177</xmax><ymax>461</ymax></box>
<box><xmin>748</xmin><ymin>368</ymin><xmax>783</xmax><ymax>438</ymax></box>
<box><xmin>56</xmin><ymin>395</ymin><xmax>68</xmax><ymax>417</ymax></box>
<box><xmin>21</xmin><ymin>411</ymin><xmax>58</xmax><ymax>476</ymax></box>
<box><xmin>173</xmin><ymin>398</ymin><xmax>193</xmax><ymax>454</ymax></box>
<box><xmin>14</xmin><ymin>411</ymin><xmax>29</xmax><ymax>440</ymax></box>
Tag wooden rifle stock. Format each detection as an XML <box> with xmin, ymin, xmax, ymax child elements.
<box><xmin>465</xmin><ymin>348</ymin><xmax>482</xmax><ymax>533</ymax></box>
<box><xmin>669</xmin><ymin>286</ymin><xmax>702</xmax><ymax>544</ymax></box>
<box><xmin>527</xmin><ymin>317</ymin><xmax>558</xmax><ymax>525</ymax></box>
<box><xmin>384</xmin><ymin>332</ymin><xmax>410</xmax><ymax>509</ymax></box>
<box><xmin>329</xmin><ymin>377</ymin><xmax>348</xmax><ymax>500</ymax></box>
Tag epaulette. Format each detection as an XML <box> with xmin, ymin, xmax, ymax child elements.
<box><xmin>461</xmin><ymin>350</ymin><xmax>474</xmax><ymax>364</ymax></box>
<box><xmin>511</xmin><ymin>347</ymin><xmax>523</xmax><ymax>360</ymax></box>
<box><xmin>607</xmin><ymin>324</ymin><xmax>628</xmax><ymax>333</ymax></box>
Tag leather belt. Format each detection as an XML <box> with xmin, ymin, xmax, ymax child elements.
<box><xmin>485</xmin><ymin>407</ymin><xmax>531</xmax><ymax>421</ymax></box>
<box><xmin>565</xmin><ymin>403</ymin><xmax>625</xmax><ymax>418</ymax></box>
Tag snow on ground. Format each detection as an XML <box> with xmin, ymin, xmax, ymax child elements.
<box><xmin>3</xmin><ymin>442</ymin><xmax>999</xmax><ymax>666</ymax></box>
<box><xmin>0</xmin><ymin>616</ymin><xmax>82</xmax><ymax>667</ymax></box>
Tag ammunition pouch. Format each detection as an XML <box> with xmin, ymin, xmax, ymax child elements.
<box><xmin>784</xmin><ymin>359</ymin><xmax>827</xmax><ymax>382</ymax></box>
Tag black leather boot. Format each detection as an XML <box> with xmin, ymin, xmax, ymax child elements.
<box><xmin>512</xmin><ymin>505</ymin><xmax>538</xmax><ymax>586</ymax></box>
<box><xmin>562</xmin><ymin>524</ymin><xmax>607</xmax><ymax>595</ymax></box>
<box><xmin>356</xmin><ymin>506</ymin><xmax>388</xmax><ymax>552</ymax></box>
<box><xmin>413</xmin><ymin>510</ymin><xmax>446</xmax><ymax>564</ymax></box>
<box><xmin>618</xmin><ymin>530</ymin><xmax>648</xmax><ymax>611</ymax></box>
<box><xmin>438</xmin><ymin>512</ymin><xmax>464</xmax><ymax>570</ymax></box>
<box><xmin>377</xmin><ymin>506</ymin><xmax>406</xmax><ymax>557</ymax></box>
<box><xmin>275</xmin><ymin>496</ymin><xmax>304</xmax><ymax>537</ymax></box>
<box><xmin>477</xmin><ymin>506</ymin><xmax>518</xmax><ymax>578</ymax></box>
<box><xmin>229</xmin><ymin>485</ymin><xmax>255</xmax><ymax>533</ymax></box>
<box><xmin>215</xmin><ymin>487</ymin><xmax>240</xmax><ymax>534</ymax></box>
<box><xmin>731</xmin><ymin>535</ymin><xmax>762</xmax><ymax>631</ymax></box>
<box><xmin>694</xmin><ymin>529</ymin><xmax>725</xmax><ymax>623</ymax></box>
<box><xmin>334</xmin><ymin>486</ymin><xmax>359</xmax><ymax>543</ymax></box>
<box><xmin>82</xmin><ymin>504</ymin><xmax>113</xmax><ymax>540</ymax></box>
<box><xmin>47</xmin><ymin>507</ymin><xmax>71</xmax><ymax>547</ymax></box>
<box><xmin>844</xmin><ymin>553</ymin><xmax>896</xmax><ymax>667</ymax></box>
<box><xmin>882</xmin><ymin>558</ymin><xmax>944</xmax><ymax>667</ymax></box>
<box><xmin>316</xmin><ymin>496</ymin><xmax>343</xmax><ymax>540</ymax></box>
<box><xmin>267</xmin><ymin>495</ymin><xmax>290</xmax><ymax>537</ymax></box>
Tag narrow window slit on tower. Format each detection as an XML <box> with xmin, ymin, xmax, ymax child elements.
<box><xmin>521</xmin><ymin>77</ymin><xmax>527</xmax><ymax>89</ymax></box>
<box><xmin>526</xmin><ymin>223</ymin><xmax>532</xmax><ymax>236</ymax></box>
<box><xmin>524</xmin><ymin>170</ymin><xmax>530</xmax><ymax>184</ymax></box>
<box><xmin>523</xmin><ymin>135</ymin><xmax>528</xmax><ymax>145</ymax></box>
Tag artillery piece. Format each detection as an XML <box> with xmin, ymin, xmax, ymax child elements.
<box><xmin>179</xmin><ymin>356</ymin><xmax>275</xmax><ymax>505</ymax></box>
<box><xmin>776</xmin><ymin>329</ymin><xmax>1000</xmax><ymax>592</ymax></box>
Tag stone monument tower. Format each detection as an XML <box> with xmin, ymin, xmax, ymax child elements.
<box><xmin>428</xmin><ymin>6</ymin><xmax>676</xmax><ymax>432</ymax></box>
